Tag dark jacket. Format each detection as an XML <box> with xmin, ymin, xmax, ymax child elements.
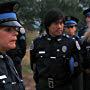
<box><xmin>30</xmin><ymin>34</ymin><xmax>81</xmax><ymax>88</ymax></box>
<box><xmin>6</xmin><ymin>30</ymin><xmax>26</xmax><ymax>78</ymax></box>
<box><xmin>81</xmin><ymin>31</ymin><xmax>90</xmax><ymax>69</ymax></box>
<box><xmin>0</xmin><ymin>52</ymin><xmax>25</xmax><ymax>90</ymax></box>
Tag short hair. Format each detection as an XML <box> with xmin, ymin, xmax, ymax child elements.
<box><xmin>44</xmin><ymin>8</ymin><xmax>64</xmax><ymax>32</ymax></box>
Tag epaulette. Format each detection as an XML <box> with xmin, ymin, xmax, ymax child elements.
<box><xmin>62</xmin><ymin>34</ymin><xmax>70</xmax><ymax>38</ymax></box>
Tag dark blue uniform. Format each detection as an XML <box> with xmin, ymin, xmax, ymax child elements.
<box><xmin>81</xmin><ymin>7</ymin><xmax>90</xmax><ymax>90</ymax></box>
<box><xmin>0</xmin><ymin>52</ymin><xmax>25</xmax><ymax>90</ymax></box>
<box><xmin>71</xmin><ymin>35</ymin><xmax>83</xmax><ymax>90</ymax></box>
<box><xmin>0</xmin><ymin>1</ymin><xmax>25</xmax><ymax>89</ymax></box>
<box><xmin>81</xmin><ymin>34</ymin><xmax>90</xmax><ymax>90</ymax></box>
<box><xmin>30</xmin><ymin>34</ymin><xmax>81</xmax><ymax>90</ymax></box>
<box><xmin>6</xmin><ymin>28</ymin><xmax>26</xmax><ymax>79</ymax></box>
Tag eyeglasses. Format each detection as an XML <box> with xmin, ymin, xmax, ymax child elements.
<box><xmin>67</xmin><ymin>25</ymin><xmax>77</xmax><ymax>28</ymax></box>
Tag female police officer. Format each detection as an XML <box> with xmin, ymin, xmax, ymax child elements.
<box><xmin>0</xmin><ymin>1</ymin><xmax>25</xmax><ymax>90</ymax></box>
<box><xmin>30</xmin><ymin>8</ymin><xmax>81</xmax><ymax>90</ymax></box>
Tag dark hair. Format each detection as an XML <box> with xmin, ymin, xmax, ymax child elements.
<box><xmin>44</xmin><ymin>8</ymin><xmax>64</xmax><ymax>33</ymax></box>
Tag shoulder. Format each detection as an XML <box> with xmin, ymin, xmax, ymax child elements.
<box><xmin>62</xmin><ymin>34</ymin><xmax>74</xmax><ymax>42</ymax></box>
<box><xmin>34</xmin><ymin>34</ymin><xmax>46</xmax><ymax>42</ymax></box>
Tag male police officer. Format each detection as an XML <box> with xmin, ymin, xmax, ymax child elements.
<box><xmin>65</xmin><ymin>16</ymin><xmax>83</xmax><ymax>90</ymax></box>
<box><xmin>81</xmin><ymin>8</ymin><xmax>90</xmax><ymax>90</ymax></box>
<box><xmin>30</xmin><ymin>8</ymin><xmax>81</xmax><ymax>90</ymax></box>
<box><xmin>6</xmin><ymin>2</ymin><xmax>26</xmax><ymax>79</ymax></box>
<box><xmin>0</xmin><ymin>1</ymin><xmax>25</xmax><ymax>90</ymax></box>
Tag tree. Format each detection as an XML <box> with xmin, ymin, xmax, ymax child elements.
<box><xmin>0</xmin><ymin>0</ymin><xmax>90</xmax><ymax>31</ymax></box>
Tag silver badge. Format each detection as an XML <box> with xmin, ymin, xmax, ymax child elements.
<box><xmin>75</xmin><ymin>41</ymin><xmax>81</xmax><ymax>50</ymax></box>
<box><xmin>62</xmin><ymin>46</ymin><xmax>67</xmax><ymax>52</ymax></box>
<box><xmin>74</xmin><ymin>62</ymin><xmax>78</xmax><ymax>67</ymax></box>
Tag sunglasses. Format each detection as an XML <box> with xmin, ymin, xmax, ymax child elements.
<box><xmin>67</xmin><ymin>25</ymin><xmax>77</xmax><ymax>28</ymax></box>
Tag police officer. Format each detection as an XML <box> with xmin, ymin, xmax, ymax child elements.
<box><xmin>6</xmin><ymin>27</ymin><xmax>26</xmax><ymax>79</ymax></box>
<box><xmin>0</xmin><ymin>1</ymin><xmax>25</xmax><ymax>90</ymax></box>
<box><xmin>6</xmin><ymin>1</ymin><xmax>26</xmax><ymax>79</ymax></box>
<box><xmin>79</xmin><ymin>8</ymin><xmax>90</xmax><ymax>38</ymax></box>
<box><xmin>81</xmin><ymin>8</ymin><xmax>90</xmax><ymax>90</ymax></box>
<box><xmin>30</xmin><ymin>8</ymin><xmax>81</xmax><ymax>90</ymax></box>
<box><xmin>64</xmin><ymin>16</ymin><xmax>83</xmax><ymax>90</ymax></box>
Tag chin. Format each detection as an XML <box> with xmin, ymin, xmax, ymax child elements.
<box><xmin>9</xmin><ymin>45</ymin><xmax>16</xmax><ymax>49</ymax></box>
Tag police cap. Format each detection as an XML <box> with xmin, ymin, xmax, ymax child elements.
<box><xmin>0</xmin><ymin>1</ymin><xmax>22</xmax><ymax>28</ymax></box>
<box><xmin>65</xmin><ymin>16</ymin><xmax>79</xmax><ymax>27</ymax></box>
<box><xmin>83</xmin><ymin>8</ymin><xmax>90</xmax><ymax>17</ymax></box>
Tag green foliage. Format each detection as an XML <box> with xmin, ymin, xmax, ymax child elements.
<box><xmin>0</xmin><ymin>0</ymin><xmax>90</xmax><ymax>30</ymax></box>
<box><xmin>26</xmin><ymin>31</ymin><xmax>39</xmax><ymax>47</ymax></box>
<box><xmin>22</xmin><ymin>65</ymin><xmax>31</xmax><ymax>73</ymax></box>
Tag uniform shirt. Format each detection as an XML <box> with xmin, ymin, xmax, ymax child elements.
<box><xmin>30</xmin><ymin>34</ymin><xmax>81</xmax><ymax>86</ymax></box>
<box><xmin>0</xmin><ymin>52</ymin><xmax>25</xmax><ymax>90</ymax></box>
<box><xmin>81</xmin><ymin>34</ymin><xmax>90</xmax><ymax>69</ymax></box>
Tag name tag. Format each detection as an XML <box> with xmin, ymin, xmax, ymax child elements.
<box><xmin>50</xmin><ymin>57</ymin><xmax>56</xmax><ymax>59</ymax></box>
<box><xmin>39</xmin><ymin>51</ymin><xmax>45</xmax><ymax>54</ymax></box>
<box><xmin>0</xmin><ymin>75</ymin><xmax>7</xmax><ymax>79</ymax></box>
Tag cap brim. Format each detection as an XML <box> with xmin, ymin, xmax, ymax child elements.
<box><xmin>0</xmin><ymin>21</ymin><xmax>22</xmax><ymax>28</ymax></box>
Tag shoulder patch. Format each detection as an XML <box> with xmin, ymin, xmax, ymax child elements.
<box><xmin>75</xmin><ymin>40</ymin><xmax>81</xmax><ymax>50</ymax></box>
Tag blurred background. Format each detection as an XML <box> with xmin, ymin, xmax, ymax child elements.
<box><xmin>0</xmin><ymin>0</ymin><xmax>90</xmax><ymax>90</ymax></box>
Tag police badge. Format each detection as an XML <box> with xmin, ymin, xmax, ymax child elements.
<box><xmin>62</xmin><ymin>46</ymin><xmax>67</xmax><ymax>53</ymax></box>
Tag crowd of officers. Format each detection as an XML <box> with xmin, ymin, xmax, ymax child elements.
<box><xmin>0</xmin><ymin>0</ymin><xmax>90</xmax><ymax>90</ymax></box>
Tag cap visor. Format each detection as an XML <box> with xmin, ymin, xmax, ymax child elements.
<box><xmin>0</xmin><ymin>21</ymin><xmax>22</xmax><ymax>27</ymax></box>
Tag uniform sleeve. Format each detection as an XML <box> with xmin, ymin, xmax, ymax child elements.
<box><xmin>71</xmin><ymin>40</ymin><xmax>82</xmax><ymax>77</ymax></box>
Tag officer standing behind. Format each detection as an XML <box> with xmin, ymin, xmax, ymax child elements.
<box><xmin>30</xmin><ymin>8</ymin><xmax>81</xmax><ymax>90</ymax></box>
<box><xmin>81</xmin><ymin>8</ymin><xmax>90</xmax><ymax>90</ymax></box>
<box><xmin>0</xmin><ymin>1</ymin><xmax>25</xmax><ymax>90</ymax></box>
<box><xmin>64</xmin><ymin>16</ymin><xmax>83</xmax><ymax>90</ymax></box>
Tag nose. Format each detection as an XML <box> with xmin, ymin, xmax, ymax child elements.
<box><xmin>57</xmin><ymin>23</ymin><xmax>63</xmax><ymax>28</ymax></box>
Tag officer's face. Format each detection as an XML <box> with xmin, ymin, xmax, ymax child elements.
<box><xmin>0</xmin><ymin>27</ymin><xmax>18</xmax><ymax>51</ymax></box>
<box><xmin>66</xmin><ymin>26</ymin><xmax>77</xmax><ymax>36</ymax></box>
<box><xmin>48</xmin><ymin>21</ymin><xmax>64</xmax><ymax>36</ymax></box>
